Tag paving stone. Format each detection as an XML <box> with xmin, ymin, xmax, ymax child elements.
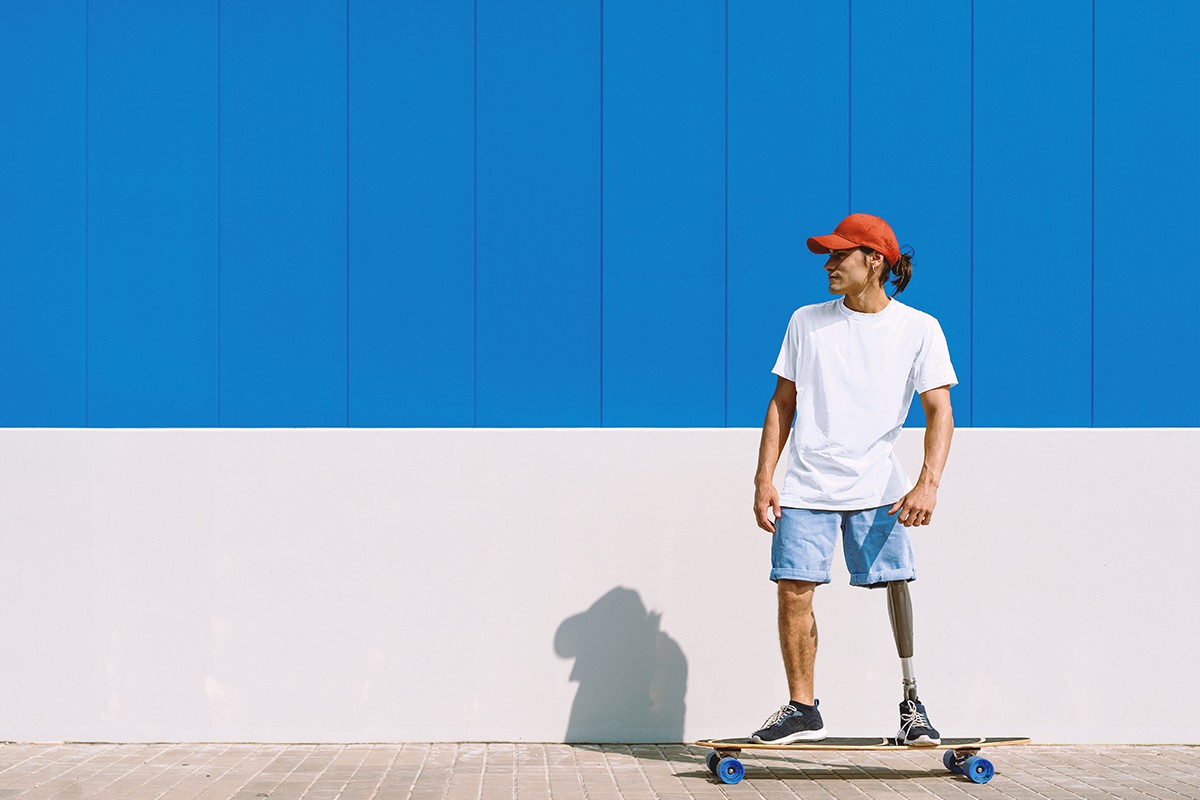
<box><xmin>1</xmin><ymin>743</ymin><xmax>1199</xmax><ymax>799</ymax></box>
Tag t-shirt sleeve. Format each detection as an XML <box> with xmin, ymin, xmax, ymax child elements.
<box><xmin>914</xmin><ymin>319</ymin><xmax>958</xmax><ymax>394</ymax></box>
<box><xmin>771</xmin><ymin>311</ymin><xmax>800</xmax><ymax>382</ymax></box>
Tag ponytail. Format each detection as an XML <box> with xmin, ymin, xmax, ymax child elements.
<box><xmin>887</xmin><ymin>248</ymin><xmax>913</xmax><ymax>296</ymax></box>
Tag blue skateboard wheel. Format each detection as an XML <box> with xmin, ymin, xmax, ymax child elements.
<box><xmin>943</xmin><ymin>749</ymin><xmax>960</xmax><ymax>774</ymax></box>
<box><xmin>962</xmin><ymin>755</ymin><xmax>994</xmax><ymax>784</ymax></box>
<box><xmin>706</xmin><ymin>751</ymin><xmax>721</xmax><ymax>775</ymax></box>
<box><xmin>716</xmin><ymin>756</ymin><xmax>744</xmax><ymax>785</ymax></box>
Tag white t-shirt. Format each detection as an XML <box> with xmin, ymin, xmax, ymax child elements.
<box><xmin>771</xmin><ymin>297</ymin><xmax>958</xmax><ymax>511</ymax></box>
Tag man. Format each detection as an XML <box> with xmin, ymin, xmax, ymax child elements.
<box><xmin>750</xmin><ymin>213</ymin><xmax>957</xmax><ymax>746</ymax></box>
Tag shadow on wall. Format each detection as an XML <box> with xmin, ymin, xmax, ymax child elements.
<box><xmin>554</xmin><ymin>587</ymin><xmax>687</xmax><ymax>743</ymax></box>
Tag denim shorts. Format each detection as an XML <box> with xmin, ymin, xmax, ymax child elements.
<box><xmin>770</xmin><ymin>506</ymin><xmax>915</xmax><ymax>587</ymax></box>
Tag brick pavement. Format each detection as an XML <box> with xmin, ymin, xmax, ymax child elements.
<box><xmin>0</xmin><ymin>743</ymin><xmax>1197</xmax><ymax>800</ymax></box>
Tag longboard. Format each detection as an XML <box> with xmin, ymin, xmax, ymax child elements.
<box><xmin>695</xmin><ymin>736</ymin><xmax>1030</xmax><ymax>785</ymax></box>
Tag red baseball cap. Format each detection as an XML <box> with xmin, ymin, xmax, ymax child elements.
<box><xmin>807</xmin><ymin>213</ymin><xmax>901</xmax><ymax>264</ymax></box>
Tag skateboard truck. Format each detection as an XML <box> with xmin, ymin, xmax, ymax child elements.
<box><xmin>887</xmin><ymin>580</ymin><xmax>920</xmax><ymax>702</ymax></box>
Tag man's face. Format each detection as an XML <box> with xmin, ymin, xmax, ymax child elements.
<box><xmin>823</xmin><ymin>248</ymin><xmax>873</xmax><ymax>295</ymax></box>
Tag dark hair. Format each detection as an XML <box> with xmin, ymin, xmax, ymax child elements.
<box><xmin>858</xmin><ymin>246</ymin><xmax>913</xmax><ymax>296</ymax></box>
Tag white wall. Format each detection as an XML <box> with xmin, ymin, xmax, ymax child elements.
<box><xmin>0</xmin><ymin>428</ymin><xmax>1195</xmax><ymax>744</ymax></box>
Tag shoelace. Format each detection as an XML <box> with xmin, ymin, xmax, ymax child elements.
<box><xmin>760</xmin><ymin>704</ymin><xmax>797</xmax><ymax>729</ymax></box>
<box><xmin>901</xmin><ymin>706</ymin><xmax>930</xmax><ymax>730</ymax></box>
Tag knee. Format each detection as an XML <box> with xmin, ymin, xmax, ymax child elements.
<box><xmin>778</xmin><ymin>579</ymin><xmax>817</xmax><ymax>610</ymax></box>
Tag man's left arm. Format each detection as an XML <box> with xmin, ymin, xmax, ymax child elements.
<box><xmin>888</xmin><ymin>386</ymin><xmax>954</xmax><ymax>527</ymax></box>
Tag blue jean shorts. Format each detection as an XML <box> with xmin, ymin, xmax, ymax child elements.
<box><xmin>771</xmin><ymin>506</ymin><xmax>915</xmax><ymax>587</ymax></box>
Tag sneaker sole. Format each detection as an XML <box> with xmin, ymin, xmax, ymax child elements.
<box><xmin>751</xmin><ymin>728</ymin><xmax>827</xmax><ymax>745</ymax></box>
<box><xmin>897</xmin><ymin>731</ymin><xmax>940</xmax><ymax>746</ymax></box>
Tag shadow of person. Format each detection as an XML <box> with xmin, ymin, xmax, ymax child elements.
<box><xmin>555</xmin><ymin>587</ymin><xmax>687</xmax><ymax>743</ymax></box>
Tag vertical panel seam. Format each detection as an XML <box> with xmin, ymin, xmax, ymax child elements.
<box><xmin>969</xmin><ymin>0</ymin><xmax>975</xmax><ymax>428</ymax></box>
<box><xmin>1091</xmin><ymin>0</ymin><xmax>1096</xmax><ymax>428</ymax></box>
<box><xmin>847</xmin><ymin>0</ymin><xmax>852</xmax><ymax>214</ymax></box>
<box><xmin>346</xmin><ymin>0</ymin><xmax>351</xmax><ymax>427</ymax></box>
<box><xmin>724</xmin><ymin>0</ymin><xmax>729</xmax><ymax>428</ymax></box>
<box><xmin>473</xmin><ymin>0</ymin><xmax>478</xmax><ymax>428</ymax></box>
<box><xmin>600</xmin><ymin>0</ymin><xmax>605</xmax><ymax>427</ymax></box>
<box><xmin>84</xmin><ymin>0</ymin><xmax>90</xmax><ymax>427</ymax></box>
<box><xmin>217</xmin><ymin>0</ymin><xmax>222</xmax><ymax>427</ymax></box>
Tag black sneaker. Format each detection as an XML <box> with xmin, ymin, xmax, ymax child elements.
<box><xmin>897</xmin><ymin>699</ymin><xmax>940</xmax><ymax>746</ymax></box>
<box><xmin>751</xmin><ymin>701</ymin><xmax>826</xmax><ymax>744</ymax></box>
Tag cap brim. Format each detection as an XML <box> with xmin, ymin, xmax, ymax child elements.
<box><xmin>806</xmin><ymin>233</ymin><xmax>859</xmax><ymax>254</ymax></box>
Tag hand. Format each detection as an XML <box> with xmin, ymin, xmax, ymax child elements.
<box><xmin>754</xmin><ymin>482</ymin><xmax>782</xmax><ymax>533</ymax></box>
<box><xmin>888</xmin><ymin>482</ymin><xmax>937</xmax><ymax>528</ymax></box>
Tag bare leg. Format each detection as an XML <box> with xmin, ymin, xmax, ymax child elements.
<box><xmin>778</xmin><ymin>579</ymin><xmax>818</xmax><ymax>704</ymax></box>
<box><xmin>886</xmin><ymin>580</ymin><xmax>919</xmax><ymax>702</ymax></box>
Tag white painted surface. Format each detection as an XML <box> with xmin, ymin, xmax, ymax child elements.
<box><xmin>0</xmin><ymin>428</ymin><xmax>1195</xmax><ymax>744</ymax></box>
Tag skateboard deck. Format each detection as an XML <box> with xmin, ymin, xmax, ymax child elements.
<box><xmin>695</xmin><ymin>736</ymin><xmax>1030</xmax><ymax>785</ymax></box>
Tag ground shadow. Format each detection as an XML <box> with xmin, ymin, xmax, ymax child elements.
<box><xmin>554</xmin><ymin>587</ymin><xmax>687</xmax><ymax>743</ymax></box>
<box><xmin>568</xmin><ymin>744</ymin><xmax>949</xmax><ymax>784</ymax></box>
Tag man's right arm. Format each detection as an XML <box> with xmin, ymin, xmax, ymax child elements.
<box><xmin>754</xmin><ymin>376</ymin><xmax>797</xmax><ymax>533</ymax></box>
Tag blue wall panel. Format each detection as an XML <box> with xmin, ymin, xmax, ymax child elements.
<box><xmin>88</xmin><ymin>0</ymin><xmax>219</xmax><ymax>427</ymax></box>
<box><xmin>1</xmin><ymin>1</ymin><xmax>1198</xmax><ymax>430</ymax></box>
<box><xmin>349</xmin><ymin>1</ymin><xmax>474</xmax><ymax>427</ymax></box>
<box><xmin>1094</xmin><ymin>0</ymin><xmax>1200</xmax><ymax>426</ymax></box>
<box><xmin>851</xmin><ymin>0</ymin><xmax>972</xmax><ymax>428</ymax></box>
<box><xmin>0</xmin><ymin>2</ymin><xmax>86</xmax><ymax>426</ymax></box>
<box><xmin>727</xmin><ymin>0</ymin><xmax>849</xmax><ymax>427</ymax></box>
<box><xmin>475</xmin><ymin>0</ymin><xmax>602</xmax><ymax>427</ymax></box>
<box><xmin>973</xmin><ymin>0</ymin><xmax>1092</xmax><ymax>427</ymax></box>
<box><xmin>603</xmin><ymin>0</ymin><xmax>725</xmax><ymax>426</ymax></box>
<box><xmin>219</xmin><ymin>0</ymin><xmax>348</xmax><ymax>427</ymax></box>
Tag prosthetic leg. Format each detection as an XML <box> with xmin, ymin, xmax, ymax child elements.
<box><xmin>888</xmin><ymin>581</ymin><xmax>941</xmax><ymax>744</ymax></box>
<box><xmin>886</xmin><ymin>580</ymin><xmax>919</xmax><ymax>702</ymax></box>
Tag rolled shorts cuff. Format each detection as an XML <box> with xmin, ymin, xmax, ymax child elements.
<box><xmin>770</xmin><ymin>568</ymin><xmax>832</xmax><ymax>584</ymax></box>
<box><xmin>849</xmin><ymin>567</ymin><xmax>916</xmax><ymax>587</ymax></box>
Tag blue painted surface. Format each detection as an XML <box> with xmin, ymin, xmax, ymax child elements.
<box><xmin>0</xmin><ymin>1</ymin><xmax>87</xmax><ymax>426</ymax></box>
<box><xmin>0</xmin><ymin>1</ymin><xmax>1197</xmax><ymax>428</ymax></box>
<box><xmin>349</xmin><ymin>1</ymin><xmax>474</xmax><ymax>427</ymax></box>
<box><xmin>973</xmin><ymin>0</ymin><xmax>1092</xmax><ymax>427</ymax></box>
<box><xmin>87</xmin><ymin>0</ymin><xmax>219</xmax><ymax>426</ymax></box>
<box><xmin>602</xmin><ymin>0</ymin><xmax>726</xmax><ymax>427</ymax></box>
<box><xmin>851</xmin><ymin>0</ymin><xmax>973</xmax><ymax>429</ymax></box>
<box><xmin>219</xmin><ymin>0</ymin><xmax>348</xmax><ymax>427</ymax></box>
<box><xmin>476</xmin><ymin>0</ymin><xmax>602</xmax><ymax>427</ymax></box>
<box><xmin>727</xmin><ymin>0</ymin><xmax>850</xmax><ymax>428</ymax></box>
<box><xmin>1094</xmin><ymin>0</ymin><xmax>1200</xmax><ymax>426</ymax></box>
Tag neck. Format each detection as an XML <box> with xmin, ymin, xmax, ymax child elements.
<box><xmin>842</xmin><ymin>285</ymin><xmax>891</xmax><ymax>314</ymax></box>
